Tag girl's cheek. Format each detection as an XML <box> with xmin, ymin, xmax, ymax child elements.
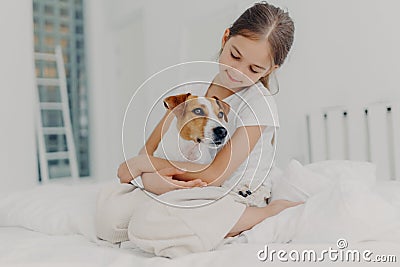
<box><xmin>244</xmin><ymin>73</ymin><xmax>258</xmax><ymax>84</ymax></box>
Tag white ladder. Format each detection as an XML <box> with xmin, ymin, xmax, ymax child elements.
<box><xmin>34</xmin><ymin>45</ymin><xmax>79</xmax><ymax>182</ymax></box>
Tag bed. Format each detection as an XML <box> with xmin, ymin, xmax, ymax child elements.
<box><xmin>1</xmin><ymin>163</ymin><xmax>400</xmax><ymax>266</ymax></box>
<box><xmin>1</xmin><ymin>102</ymin><xmax>400</xmax><ymax>266</ymax></box>
<box><xmin>1</xmin><ymin>226</ymin><xmax>399</xmax><ymax>267</ymax></box>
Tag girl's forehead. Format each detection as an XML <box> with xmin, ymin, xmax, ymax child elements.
<box><xmin>228</xmin><ymin>35</ymin><xmax>273</xmax><ymax>67</ymax></box>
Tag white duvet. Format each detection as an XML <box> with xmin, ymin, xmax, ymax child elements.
<box><xmin>0</xmin><ymin>180</ymin><xmax>108</xmax><ymax>244</ymax></box>
<box><xmin>0</xmin><ymin>160</ymin><xmax>400</xmax><ymax>263</ymax></box>
<box><xmin>241</xmin><ymin>160</ymin><xmax>400</xmax><ymax>245</ymax></box>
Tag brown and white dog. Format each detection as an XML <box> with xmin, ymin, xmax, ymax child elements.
<box><xmin>153</xmin><ymin>93</ymin><xmax>230</xmax><ymax>164</ymax></box>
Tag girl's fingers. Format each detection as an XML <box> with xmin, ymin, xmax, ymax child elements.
<box><xmin>184</xmin><ymin>179</ymin><xmax>203</xmax><ymax>187</ymax></box>
<box><xmin>156</xmin><ymin>168</ymin><xmax>207</xmax><ymax>188</ymax></box>
<box><xmin>288</xmin><ymin>201</ymin><xmax>305</xmax><ymax>207</ymax></box>
<box><xmin>167</xmin><ymin>178</ymin><xmax>195</xmax><ymax>187</ymax></box>
<box><xmin>174</xmin><ymin>181</ymin><xmax>190</xmax><ymax>187</ymax></box>
<box><xmin>193</xmin><ymin>179</ymin><xmax>208</xmax><ymax>187</ymax></box>
<box><xmin>170</xmin><ymin>178</ymin><xmax>206</xmax><ymax>188</ymax></box>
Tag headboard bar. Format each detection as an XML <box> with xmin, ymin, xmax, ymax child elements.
<box><xmin>306</xmin><ymin>102</ymin><xmax>399</xmax><ymax>181</ymax></box>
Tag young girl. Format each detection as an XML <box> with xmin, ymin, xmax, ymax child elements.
<box><xmin>98</xmin><ymin>1</ymin><xmax>303</xmax><ymax>257</ymax></box>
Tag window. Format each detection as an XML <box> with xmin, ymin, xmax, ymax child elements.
<box><xmin>33</xmin><ymin>0</ymin><xmax>90</xmax><ymax>179</ymax></box>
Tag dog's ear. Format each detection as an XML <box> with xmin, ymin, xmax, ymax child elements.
<box><xmin>212</xmin><ymin>96</ymin><xmax>230</xmax><ymax>122</ymax></box>
<box><xmin>163</xmin><ymin>93</ymin><xmax>191</xmax><ymax>113</ymax></box>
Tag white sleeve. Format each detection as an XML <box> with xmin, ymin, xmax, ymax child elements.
<box><xmin>235</xmin><ymin>94</ymin><xmax>280</xmax><ymax>127</ymax></box>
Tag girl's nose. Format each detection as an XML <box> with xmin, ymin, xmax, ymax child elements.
<box><xmin>231</xmin><ymin>66</ymin><xmax>248</xmax><ymax>81</ymax></box>
<box><xmin>227</xmin><ymin>63</ymin><xmax>243</xmax><ymax>77</ymax></box>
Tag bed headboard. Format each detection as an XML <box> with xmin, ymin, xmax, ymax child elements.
<box><xmin>306</xmin><ymin>101</ymin><xmax>400</xmax><ymax>181</ymax></box>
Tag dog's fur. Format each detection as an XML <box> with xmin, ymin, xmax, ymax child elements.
<box><xmin>153</xmin><ymin>93</ymin><xmax>230</xmax><ymax>164</ymax></box>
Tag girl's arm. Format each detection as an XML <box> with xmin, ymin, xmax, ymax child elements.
<box><xmin>120</xmin><ymin>125</ymin><xmax>266</xmax><ymax>186</ymax></box>
<box><xmin>138</xmin><ymin>110</ymin><xmax>174</xmax><ymax>156</ymax></box>
<box><xmin>118</xmin><ymin>110</ymin><xmax>172</xmax><ymax>183</ymax></box>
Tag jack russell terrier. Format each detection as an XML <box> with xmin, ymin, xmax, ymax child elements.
<box><xmin>153</xmin><ymin>93</ymin><xmax>231</xmax><ymax>165</ymax></box>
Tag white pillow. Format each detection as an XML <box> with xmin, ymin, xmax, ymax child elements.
<box><xmin>304</xmin><ymin>160</ymin><xmax>377</xmax><ymax>188</ymax></box>
<box><xmin>0</xmin><ymin>181</ymin><xmax>110</xmax><ymax>242</ymax></box>
<box><xmin>375</xmin><ymin>180</ymin><xmax>400</xmax><ymax>209</ymax></box>
<box><xmin>270</xmin><ymin>159</ymin><xmax>334</xmax><ymax>202</ymax></box>
<box><xmin>292</xmin><ymin>177</ymin><xmax>400</xmax><ymax>244</ymax></box>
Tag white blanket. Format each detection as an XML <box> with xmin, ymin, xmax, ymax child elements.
<box><xmin>2</xmin><ymin>226</ymin><xmax>400</xmax><ymax>267</ymax></box>
<box><xmin>1</xmin><ymin>160</ymin><xmax>399</xmax><ymax>260</ymax></box>
<box><xmin>242</xmin><ymin>160</ymin><xmax>400</xmax><ymax>246</ymax></box>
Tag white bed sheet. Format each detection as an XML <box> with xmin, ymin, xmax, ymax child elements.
<box><xmin>1</xmin><ymin>226</ymin><xmax>399</xmax><ymax>267</ymax></box>
<box><xmin>1</xmin><ymin>160</ymin><xmax>400</xmax><ymax>266</ymax></box>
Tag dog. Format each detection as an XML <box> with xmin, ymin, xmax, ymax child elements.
<box><xmin>153</xmin><ymin>93</ymin><xmax>230</xmax><ymax>165</ymax></box>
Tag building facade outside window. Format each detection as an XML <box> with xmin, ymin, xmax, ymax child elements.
<box><xmin>33</xmin><ymin>0</ymin><xmax>90</xmax><ymax>179</ymax></box>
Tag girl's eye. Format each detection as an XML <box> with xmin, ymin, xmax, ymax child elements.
<box><xmin>230</xmin><ymin>51</ymin><xmax>258</xmax><ymax>73</ymax></box>
<box><xmin>230</xmin><ymin>52</ymin><xmax>240</xmax><ymax>60</ymax></box>
<box><xmin>192</xmin><ymin>108</ymin><xmax>205</xmax><ymax>116</ymax></box>
<box><xmin>217</xmin><ymin>111</ymin><xmax>224</xmax><ymax>119</ymax></box>
<box><xmin>250</xmin><ymin>68</ymin><xmax>259</xmax><ymax>74</ymax></box>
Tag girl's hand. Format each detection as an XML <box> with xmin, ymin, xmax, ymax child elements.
<box><xmin>161</xmin><ymin>168</ymin><xmax>208</xmax><ymax>188</ymax></box>
<box><xmin>117</xmin><ymin>157</ymin><xmax>141</xmax><ymax>183</ymax></box>
<box><xmin>142</xmin><ymin>167</ymin><xmax>207</xmax><ymax>195</ymax></box>
<box><xmin>267</xmin><ymin>199</ymin><xmax>304</xmax><ymax>217</ymax></box>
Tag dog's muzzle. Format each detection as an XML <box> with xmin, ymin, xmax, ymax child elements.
<box><xmin>212</xmin><ymin>126</ymin><xmax>227</xmax><ymax>145</ymax></box>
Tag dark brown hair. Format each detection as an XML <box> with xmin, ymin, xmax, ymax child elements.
<box><xmin>218</xmin><ymin>1</ymin><xmax>295</xmax><ymax>91</ymax></box>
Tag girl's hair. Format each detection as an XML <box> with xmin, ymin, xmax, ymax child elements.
<box><xmin>218</xmin><ymin>1</ymin><xmax>295</xmax><ymax>92</ymax></box>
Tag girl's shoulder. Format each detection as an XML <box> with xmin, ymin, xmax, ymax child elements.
<box><xmin>236</xmin><ymin>81</ymin><xmax>280</xmax><ymax>127</ymax></box>
<box><xmin>238</xmin><ymin>82</ymin><xmax>278</xmax><ymax>108</ymax></box>
<box><xmin>241</xmin><ymin>81</ymin><xmax>273</xmax><ymax>99</ymax></box>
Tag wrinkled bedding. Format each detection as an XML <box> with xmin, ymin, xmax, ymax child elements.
<box><xmin>0</xmin><ymin>160</ymin><xmax>399</xmax><ymax>266</ymax></box>
<box><xmin>242</xmin><ymin>160</ymin><xmax>400</xmax><ymax>245</ymax></box>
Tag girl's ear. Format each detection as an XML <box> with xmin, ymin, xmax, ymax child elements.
<box><xmin>221</xmin><ymin>28</ymin><xmax>230</xmax><ymax>47</ymax></box>
<box><xmin>264</xmin><ymin>65</ymin><xmax>279</xmax><ymax>77</ymax></box>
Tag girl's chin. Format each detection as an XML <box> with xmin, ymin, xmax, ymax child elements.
<box><xmin>215</xmin><ymin>71</ymin><xmax>250</xmax><ymax>89</ymax></box>
<box><xmin>223</xmin><ymin>78</ymin><xmax>251</xmax><ymax>90</ymax></box>
<box><xmin>221</xmin><ymin>75</ymin><xmax>241</xmax><ymax>88</ymax></box>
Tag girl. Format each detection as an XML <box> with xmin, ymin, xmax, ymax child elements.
<box><xmin>98</xmin><ymin>1</ymin><xmax>303</xmax><ymax>256</ymax></box>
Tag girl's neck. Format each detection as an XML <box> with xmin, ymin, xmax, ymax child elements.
<box><xmin>205</xmin><ymin>83</ymin><xmax>232</xmax><ymax>101</ymax></box>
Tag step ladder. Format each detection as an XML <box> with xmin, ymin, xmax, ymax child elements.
<box><xmin>34</xmin><ymin>45</ymin><xmax>79</xmax><ymax>182</ymax></box>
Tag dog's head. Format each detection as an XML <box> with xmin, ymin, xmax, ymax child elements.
<box><xmin>163</xmin><ymin>93</ymin><xmax>230</xmax><ymax>146</ymax></box>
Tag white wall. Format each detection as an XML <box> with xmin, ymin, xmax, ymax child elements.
<box><xmin>85</xmin><ymin>0</ymin><xmax>118</xmax><ymax>179</ymax></box>
<box><xmin>268</xmin><ymin>0</ymin><xmax>400</xmax><ymax>165</ymax></box>
<box><xmin>86</xmin><ymin>0</ymin><xmax>251</xmax><ymax>179</ymax></box>
<box><xmin>0</xmin><ymin>0</ymin><xmax>37</xmax><ymax>192</ymax></box>
<box><xmin>86</xmin><ymin>0</ymin><xmax>400</xmax><ymax>177</ymax></box>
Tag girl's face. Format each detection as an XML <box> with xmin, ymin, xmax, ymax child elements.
<box><xmin>218</xmin><ymin>28</ymin><xmax>278</xmax><ymax>90</ymax></box>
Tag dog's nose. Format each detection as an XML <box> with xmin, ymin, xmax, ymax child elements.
<box><xmin>213</xmin><ymin>126</ymin><xmax>227</xmax><ymax>139</ymax></box>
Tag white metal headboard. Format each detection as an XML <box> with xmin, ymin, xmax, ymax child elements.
<box><xmin>306</xmin><ymin>102</ymin><xmax>400</xmax><ymax>181</ymax></box>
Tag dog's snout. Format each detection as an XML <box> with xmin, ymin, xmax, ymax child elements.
<box><xmin>213</xmin><ymin>126</ymin><xmax>227</xmax><ymax>139</ymax></box>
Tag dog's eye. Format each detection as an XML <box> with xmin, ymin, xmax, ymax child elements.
<box><xmin>192</xmin><ymin>108</ymin><xmax>205</xmax><ymax>116</ymax></box>
<box><xmin>217</xmin><ymin>111</ymin><xmax>224</xmax><ymax>119</ymax></box>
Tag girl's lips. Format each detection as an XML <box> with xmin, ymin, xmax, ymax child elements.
<box><xmin>226</xmin><ymin>70</ymin><xmax>241</xmax><ymax>83</ymax></box>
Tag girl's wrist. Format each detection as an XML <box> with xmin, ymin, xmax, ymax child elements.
<box><xmin>126</xmin><ymin>155</ymin><xmax>143</xmax><ymax>177</ymax></box>
<box><xmin>133</xmin><ymin>154</ymin><xmax>155</xmax><ymax>173</ymax></box>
